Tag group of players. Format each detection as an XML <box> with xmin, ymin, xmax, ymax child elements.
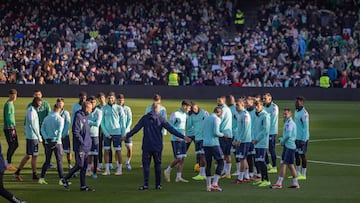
<box><xmin>160</xmin><ymin>93</ymin><xmax>310</xmax><ymax>191</ymax></box>
<box><xmin>1</xmin><ymin>89</ymin><xmax>310</xmax><ymax>197</ymax></box>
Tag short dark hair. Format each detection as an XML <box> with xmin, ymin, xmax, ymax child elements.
<box><xmin>108</xmin><ymin>91</ymin><xmax>116</xmax><ymax>97</ymax></box>
<box><xmin>97</xmin><ymin>92</ymin><xmax>105</xmax><ymax>98</ymax></box>
<box><xmin>9</xmin><ymin>89</ymin><xmax>17</xmax><ymax>95</ymax></box>
<box><xmin>213</xmin><ymin>106</ymin><xmax>222</xmax><ymax>114</ymax></box>
<box><xmin>117</xmin><ymin>94</ymin><xmax>125</xmax><ymax>99</ymax></box>
<box><xmin>254</xmin><ymin>100</ymin><xmax>263</xmax><ymax>106</ymax></box>
<box><xmin>54</xmin><ymin>103</ymin><xmax>61</xmax><ymax>111</ymax></box>
<box><xmin>226</xmin><ymin>95</ymin><xmax>235</xmax><ymax>101</ymax></box>
<box><xmin>181</xmin><ymin>100</ymin><xmax>191</xmax><ymax>106</ymax></box>
<box><xmin>283</xmin><ymin>108</ymin><xmax>291</xmax><ymax>112</ymax></box>
<box><xmin>82</xmin><ymin>101</ymin><xmax>92</xmax><ymax>109</ymax></box>
<box><xmin>79</xmin><ymin>91</ymin><xmax>87</xmax><ymax>97</ymax></box>
<box><xmin>153</xmin><ymin>94</ymin><xmax>161</xmax><ymax>101</ymax></box>
<box><xmin>56</xmin><ymin>97</ymin><xmax>64</xmax><ymax>102</ymax></box>
<box><xmin>87</xmin><ymin>95</ymin><xmax>96</xmax><ymax>101</ymax></box>
<box><xmin>32</xmin><ymin>97</ymin><xmax>42</xmax><ymax>107</ymax></box>
<box><xmin>296</xmin><ymin>96</ymin><xmax>305</xmax><ymax>102</ymax></box>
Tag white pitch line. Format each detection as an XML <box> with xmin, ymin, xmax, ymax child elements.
<box><xmin>275</xmin><ymin>156</ymin><xmax>360</xmax><ymax>167</ymax></box>
<box><xmin>309</xmin><ymin>137</ymin><xmax>360</xmax><ymax>143</ymax></box>
<box><xmin>306</xmin><ymin>160</ymin><xmax>360</xmax><ymax>167</ymax></box>
<box><xmin>275</xmin><ymin>137</ymin><xmax>360</xmax><ymax>167</ymax></box>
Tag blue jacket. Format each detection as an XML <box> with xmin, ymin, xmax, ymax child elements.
<box><xmin>0</xmin><ymin>144</ymin><xmax>6</xmax><ymax>173</ymax></box>
<box><xmin>41</xmin><ymin>111</ymin><xmax>64</xmax><ymax>144</ymax></box>
<box><xmin>126</xmin><ymin>111</ymin><xmax>184</xmax><ymax>152</ymax></box>
<box><xmin>72</xmin><ymin>110</ymin><xmax>91</xmax><ymax>152</ymax></box>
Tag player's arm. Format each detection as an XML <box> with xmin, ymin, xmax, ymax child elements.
<box><xmin>4</xmin><ymin>103</ymin><xmax>14</xmax><ymax>128</ymax></box>
<box><xmin>62</xmin><ymin>111</ymin><xmax>71</xmax><ymax>137</ymax></box>
<box><xmin>119</xmin><ymin>106</ymin><xmax>126</xmax><ymax>136</ymax></box>
<box><xmin>56</xmin><ymin>118</ymin><xmax>64</xmax><ymax>143</ymax></box>
<box><xmin>169</xmin><ymin>112</ymin><xmax>177</xmax><ymax>126</ymax></box>
<box><xmin>29</xmin><ymin>109</ymin><xmax>41</xmax><ymax>141</ymax></box>
<box><xmin>233</xmin><ymin>115</ymin><xmax>241</xmax><ymax>142</ymax></box>
<box><xmin>214</xmin><ymin>117</ymin><xmax>224</xmax><ymax>137</ymax></box>
<box><xmin>263</xmin><ymin>114</ymin><xmax>270</xmax><ymax>139</ymax></box>
<box><xmin>40</xmin><ymin>118</ymin><xmax>48</xmax><ymax>142</ymax></box>
<box><xmin>162</xmin><ymin>119</ymin><xmax>185</xmax><ymax>140</ymax></box>
<box><xmin>242</xmin><ymin>113</ymin><xmax>251</xmax><ymax>142</ymax></box>
<box><xmin>126</xmin><ymin>116</ymin><xmax>144</xmax><ymax>138</ymax></box>
<box><xmin>126</xmin><ymin>107</ymin><xmax>132</xmax><ymax>133</ymax></box>
<box><xmin>302</xmin><ymin>113</ymin><xmax>310</xmax><ymax>141</ymax></box>
<box><xmin>162</xmin><ymin>107</ymin><xmax>167</xmax><ymax>121</ymax></box>
<box><xmin>186</xmin><ymin>115</ymin><xmax>193</xmax><ymax>136</ymax></box>
<box><xmin>72</xmin><ymin>112</ymin><xmax>84</xmax><ymax>144</ymax></box>
<box><xmin>45</xmin><ymin>101</ymin><xmax>51</xmax><ymax>116</ymax></box>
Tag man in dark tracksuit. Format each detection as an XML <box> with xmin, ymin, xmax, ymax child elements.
<box><xmin>0</xmin><ymin>143</ymin><xmax>26</xmax><ymax>203</ymax></box>
<box><xmin>126</xmin><ymin>103</ymin><xmax>191</xmax><ymax>190</ymax></box>
<box><xmin>61</xmin><ymin>101</ymin><xmax>94</xmax><ymax>192</ymax></box>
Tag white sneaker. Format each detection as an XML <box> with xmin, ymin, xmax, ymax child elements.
<box><xmin>231</xmin><ymin>171</ymin><xmax>240</xmax><ymax>176</ymax></box>
<box><xmin>164</xmin><ymin>170</ymin><xmax>170</xmax><ymax>182</ymax></box>
<box><xmin>102</xmin><ymin>171</ymin><xmax>111</xmax><ymax>176</ymax></box>
<box><xmin>175</xmin><ymin>177</ymin><xmax>189</xmax><ymax>183</ymax></box>
<box><xmin>115</xmin><ymin>170</ymin><xmax>123</xmax><ymax>175</ymax></box>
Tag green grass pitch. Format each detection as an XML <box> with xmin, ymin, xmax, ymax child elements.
<box><xmin>0</xmin><ymin>97</ymin><xmax>360</xmax><ymax>203</ymax></box>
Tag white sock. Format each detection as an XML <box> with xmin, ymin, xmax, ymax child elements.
<box><xmin>126</xmin><ymin>157</ymin><xmax>131</xmax><ymax>164</ymax></box>
<box><xmin>238</xmin><ymin>172</ymin><xmax>244</xmax><ymax>181</ymax></box>
<box><xmin>244</xmin><ymin>169</ymin><xmax>249</xmax><ymax>179</ymax></box>
<box><xmin>105</xmin><ymin>163</ymin><xmax>110</xmax><ymax>172</ymax></box>
<box><xmin>236</xmin><ymin>162</ymin><xmax>241</xmax><ymax>173</ymax></box>
<box><xmin>165</xmin><ymin>166</ymin><xmax>172</xmax><ymax>173</ymax></box>
<box><xmin>117</xmin><ymin>164</ymin><xmax>122</xmax><ymax>171</ymax></box>
<box><xmin>116</xmin><ymin>161</ymin><xmax>119</xmax><ymax>166</ymax></box>
<box><xmin>176</xmin><ymin>172</ymin><xmax>182</xmax><ymax>178</ymax></box>
<box><xmin>293</xmin><ymin>178</ymin><xmax>299</xmax><ymax>185</ymax></box>
<box><xmin>296</xmin><ymin>166</ymin><xmax>301</xmax><ymax>174</ymax></box>
<box><xmin>250</xmin><ymin>172</ymin><xmax>254</xmax><ymax>178</ymax></box>
<box><xmin>226</xmin><ymin>163</ymin><xmax>232</xmax><ymax>175</ymax></box>
<box><xmin>213</xmin><ymin>174</ymin><xmax>220</xmax><ymax>185</ymax></box>
<box><xmin>200</xmin><ymin>167</ymin><xmax>206</xmax><ymax>176</ymax></box>
<box><xmin>301</xmin><ymin>168</ymin><xmax>307</xmax><ymax>177</ymax></box>
<box><xmin>276</xmin><ymin>177</ymin><xmax>284</xmax><ymax>185</ymax></box>
<box><xmin>206</xmin><ymin>177</ymin><xmax>212</xmax><ymax>187</ymax></box>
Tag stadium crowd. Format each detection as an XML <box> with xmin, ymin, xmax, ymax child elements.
<box><xmin>0</xmin><ymin>0</ymin><xmax>359</xmax><ymax>88</ymax></box>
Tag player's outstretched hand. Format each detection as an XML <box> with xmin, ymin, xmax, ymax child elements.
<box><xmin>184</xmin><ymin>136</ymin><xmax>192</xmax><ymax>143</ymax></box>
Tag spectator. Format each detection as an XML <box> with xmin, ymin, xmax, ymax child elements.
<box><xmin>0</xmin><ymin>0</ymin><xmax>358</xmax><ymax>88</ymax></box>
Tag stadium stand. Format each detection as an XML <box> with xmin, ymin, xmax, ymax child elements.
<box><xmin>0</xmin><ymin>0</ymin><xmax>359</xmax><ymax>87</ymax></box>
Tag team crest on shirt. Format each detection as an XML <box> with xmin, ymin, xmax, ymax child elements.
<box><xmin>285</xmin><ymin>123</ymin><xmax>294</xmax><ymax>131</ymax></box>
<box><xmin>244</xmin><ymin>114</ymin><xmax>250</xmax><ymax>121</ymax></box>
